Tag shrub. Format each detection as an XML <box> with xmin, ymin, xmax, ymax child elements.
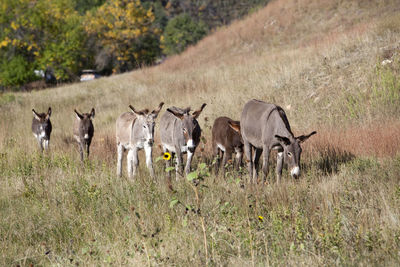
<box><xmin>162</xmin><ymin>13</ymin><xmax>208</xmax><ymax>55</ymax></box>
<box><xmin>0</xmin><ymin>55</ymin><xmax>36</xmax><ymax>88</ymax></box>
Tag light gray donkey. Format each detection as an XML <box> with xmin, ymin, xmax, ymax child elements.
<box><xmin>32</xmin><ymin>107</ymin><xmax>52</xmax><ymax>152</ymax></box>
<box><xmin>159</xmin><ymin>103</ymin><xmax>206</xmax><ymax>180</ymax></box>
<box><xmin>116</xmin><ymin>102</ymin><xmax>164</xmax><ymax>178</ymax></box>
<box><xmin>241</xmin><ymin>99</ymin><xmax>316</xmax><ymax>184</ymax></box>
<box><xmin>73</xmin><ymin>108</ymin><xmax>95</xmax><ymax>162</ymax></box>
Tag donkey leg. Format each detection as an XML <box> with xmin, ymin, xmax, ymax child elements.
<box><xmin>43</xmin><ymin>139</ymin><xmax>49</xmax><ymax>152</ymax></box>
<box><xmin>163</xmin><ymin>146</ymin><xmax>171</xmax><ymax>179</ymax></box>
<box><xmin>131</xmin><ymin>148</ymin><xmax>139</xmax><ymax>177</ymax></box>
<box><xmin>86</xmin><ymin>140</ymin><xmax>91</xmax><ymax>159</ymax></box>
<box><xmin>117</xmin><ymin>144</ymin><xmax>124</xmax><ymax>177</ymax></box>
<box><xmin>175</xmin><ymin>152</ymin><xmax>183</xmax><ymax>180</ymax></box>
<box><xmin>127</xmin><ymin>149</ymin><xmax>134</xmax><ymax>178</ymax></box>
<box><xmin>79</xmin><ymin>143</ymin><xmax>84</xmax><ymax>162</ymax></box>
<box><xmin>185</xmin><ymin>151</ymin><xmax>194</xmax><ymax>176</ymax></box>
<box><xmin>253</xmin><ymin>148</ymin><xmax>262</xmax><ymax>183</ymax></box>
<box><xmin>275</xmin><ymin>151</ymin><xmax>284</xmax><ymax>184</ymax></box>
<box><xmin>222</xmin><ymin>149</ymin><xmax>232</xmax><ymax>178</ymax></box>
<box><xmin>235</xmin><ymin>148</ymin><xmax>243</xmax><ymax>172</ymax></box>
<box><xmin>243</xmin><ymin>140</ymin><xmax>253</xmax><ymax>183</ymax></box>
<box><xmin>37</xmin><ymin>137</ymin><xmax>44</xmax><ymax>153</ymax></box>
<box><xmin>213</xmin><ymin>144</ymin><xmax>220</xmax><ymax>175</ymax></box>
<box><xmin>144</xmin><ymin>144</ymin><xmax>154</xmax><ymax>178</ymax></box>
<box><xmin>261</xmin><ymin>148</ymin><xmax>271</xmax><ymax>184</ymax></box>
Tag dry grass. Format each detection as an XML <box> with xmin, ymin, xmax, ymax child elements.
<box><xmin>1</xmin><ymin>0</ymin><xmax>400</xmax><ymax>265</ymax></box>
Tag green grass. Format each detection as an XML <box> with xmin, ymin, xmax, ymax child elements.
<box><xmin>1</xmin><ymin>145</ymin><xmax>400</xmax><ymax>266</ymax></box>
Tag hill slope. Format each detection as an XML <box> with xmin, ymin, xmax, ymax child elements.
<box><xmin>2</xmin><ymin>0</ymin><xmax>399</xmax><ymax>156</ymax></box>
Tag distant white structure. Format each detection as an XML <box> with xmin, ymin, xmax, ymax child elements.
<box><xmin>80</xmin><ymin>70</ymin><xmax>101</xmax><ymax>82</ymax></box>
<box><xmin>34</xmin><ymin>70</ymin><xmax>45</xmax><ymax>78</ymax></box>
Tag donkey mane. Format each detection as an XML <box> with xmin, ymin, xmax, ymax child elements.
<box><xmin>275</xmin><ymin>106</ymin><xmax>293</xmax><ymax>136</ymax></box>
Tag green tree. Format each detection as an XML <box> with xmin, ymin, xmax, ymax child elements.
<box><xmin>0</xmin><ymin>0</ymin><xmax>87</xmax><ymax>87</ymax></box>
<box><xmin>161</xmin><ymin>13</ymin><xmax>208</xmax><ymax>55</ymax></box>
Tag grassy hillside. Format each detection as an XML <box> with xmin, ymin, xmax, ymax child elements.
<box><xmin>1</xmin><ymin>0</ymin><xmax>400</xmax><ymax>265</ymax></box>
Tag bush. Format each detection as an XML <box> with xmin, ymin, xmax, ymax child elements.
<box><xmin>162</xmin><ymin>13</ymin><xmax>208</xmax><ymax>55</ymax></box>
<box><xmin>0</xmin><ymin>55</ymin><xmax>36</xmax><ymax>88</ymax></box>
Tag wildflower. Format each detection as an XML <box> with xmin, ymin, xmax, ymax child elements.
<box><xmin>163</xmin><ymin>152</ymin><xmax>171</xmax><ymax>160</ymax></box>
<box><xmin>258</xmin><ymin>215</ymin><xmax>264</xmax><ymax>222</ymax></box>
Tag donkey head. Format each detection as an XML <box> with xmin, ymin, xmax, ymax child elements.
<box><xmin>275</xmin><ymin>131</ymin><xmax>316</xmax><ymax>179</ymax></box>
<box><xmin>129</xmin><ymin>102</ymin><xmax>164</xmax><ymax>146</ymax></box>
<box><xmin>75</xmin><ymin>108</ymin><xmax>95</xmax><ymax>143</ymax></box>
<box><xmin>32</xmin><ymin>107</ymin><xmax>52</xmax><ymax>139</ymax></box>
<box><xmin>167</xmin><ymin>103</ymin><xmax>206</xmax><ymax>153</ymax></box>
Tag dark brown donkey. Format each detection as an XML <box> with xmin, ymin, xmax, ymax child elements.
<box><xmin>73</xmin><ymin>108</ymin><xmax>95</xmax><ymax>162</ymax></box>
<box><xmin>212</xmin><ymin>116</ymin><xmax>243</xmax><ymax>176</ymax></box>
<box><xmin>32</xmin><ymin>107</ymin><xmax>52</xmax><ymax>152</ymax></box>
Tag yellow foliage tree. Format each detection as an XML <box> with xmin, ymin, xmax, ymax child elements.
<box><xmin>85</xmin><ymin>0</ymin><xmax>161</xmax><ymax>73</ymax></box>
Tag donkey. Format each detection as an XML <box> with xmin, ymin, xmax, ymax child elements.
<box><xmin>32</xmin><ymin>107</ymin><xmax>52</xmax><ymax>152</ymax></box>
<box><xmin>241</xmin><ymin>99</ymin><xmax>316</xmax><ymax>184</ymax></box>
<box><xmin>73</xmin><ymin>108</ymin><xmax>95</xmax><ymax>162</ymax></box>
<box><xmin>116</xmin><ymin>102</ymin><xmax>164</xmax><ymax>178</ymax></box>
<box><xmin>159</xmin><ymin>103</ymin><xmax>206</xmax><ymax>180</ymax></box>
<box><xmin>212</xmin><ymin>116</ymin><xmax>243</xmax><ymax>176</ymax></box>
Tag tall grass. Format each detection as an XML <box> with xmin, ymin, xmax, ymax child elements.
<box><xmin>1</xmin><ymin>146</ymin><xmax>400</xmax><ymax>265</ymax></box>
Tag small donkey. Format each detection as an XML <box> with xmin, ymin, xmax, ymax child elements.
<box><xmin>212</xmin><ymin>116</ymin><xmax>243</xmax><ymax>176</ymax></box>
<box><xmin>32</xmin><ymin>107</ymin><xmax>52</xmax><ymax>152</ymax></box>
<box><xmin>73</xmin><ymin>108</ymin><xmax>95</xmax><ymax>162</ymax></box>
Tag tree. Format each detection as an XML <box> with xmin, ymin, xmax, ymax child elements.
<box><xmin>161</xmin><ymin>13</ymin><xmax>208</xmax><ymax>55</ymax></box>
<box><xmin>84</xmin><ymin>0</ymin><xmax>162</xmax><ymax>73</ymax></box>
<box><xmin>0</xmin><ymin>0</ymin><xmax>87</xmax><ymax>87</ymax></box>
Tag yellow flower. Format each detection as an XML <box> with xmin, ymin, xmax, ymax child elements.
<box><xmin>258</xmin><ymin>216</ymin><xmax>264</xmax><ymax>222</ymax></box>
<box><xmin>163</xmin><ymin>152</ymin><xmax>171</xmax><ymax>161</ymax></box>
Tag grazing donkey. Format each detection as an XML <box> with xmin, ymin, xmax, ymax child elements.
<box><xmin>73</xmin><ymin>108</ymin><xmax>95</xmax><ymax>162</ymax></box>
<box><xmin>160</xmin><ymin>103</ymin><xmax>206</xmax><ymax>179</ymax></box>
<box><xmin>241</xmin><ymin>99</ymin><xmax>316</xmax><ymax>183</ymax></box>
<box><xmin>212</xmin><ymin>116</ymin><xmax>243</xmax><ymax>176</ymax></box>
<box><xmin>116</xmin><ymin>102</ymin><xmax>164</xmax><ymax>178</ymax></box>
<box><xmin>32</xmin><ymin>107</ymin><xmax>52</xmax><ymax>152</ymax></box>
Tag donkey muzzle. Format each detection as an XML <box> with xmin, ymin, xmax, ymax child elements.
<box><xmin>290</xmin><ymin>166</ymin><xmax>300</xmax><ymax>179</ymax></box>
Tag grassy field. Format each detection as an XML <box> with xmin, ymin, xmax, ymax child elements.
<box><xmin>1</xmin><ymin>0</ymin><xmax>400</xmax><ymax>265</ymax></box>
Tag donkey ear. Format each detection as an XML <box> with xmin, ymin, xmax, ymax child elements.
<box><xmin>152</xmin><ymin>102</ymin><xmax>164</xmax><ymax>118</ymax></box>
<box><xmin>74</xmin><ymin>109</ymin><xmax>83</xmax><ymax>120</ymax></box>
<box><xmin>32</xmin><ymin>109</ymin><xmax>41</xmax><ymax>120</ymax></box>
<box><xmin>296</xmin><ymin>131</ymin><xmax>317</xmax><ymax>143</ymax></box>
<box><xmin>90</xmin><ymin>108</ymin><xmax>95</xmax><ymax>118</ymax></box>
<box><xmin>275</xmin><ymin>135</ymin><xmax>291</xmax><ymax>146</ymax></box>
<box><xmin>192</xmin><ymin>103</ymin><xmax>207</xmax><ymax>119</ymax></box>
<box><xmin>167</xmin><ymin>108</ymin><xmax>184</xmax><ymax>120</ymax></box>
<box><xmin>228</xmin><ymin>121</ymin><xmax>241</xmax><ymax>133</ymax></box>
<box><xmin>46</xmin><ymin>107</ymin><xmax>52</xmax><ymax>119</ymax></box>
<box><xmin>129</xmin><ymin>105</ymin><xmax>149</xmax><ymax>116</ymax></box>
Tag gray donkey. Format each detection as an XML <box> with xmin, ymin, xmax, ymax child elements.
<box><xmin>73</xmin><ymin>108</ymin><xmax>95</xmax><ymax>162</ymax></box>
<box><xmin>159</xmin><ymin>103</ymin><xmax>206</xmax><ymax>180</ymax></box>
<box><xmin>241</xmin><ymin>99</ymin><xmax>316</xmax><ymax>183</ymax></box>
<box><xmin>32</xmin><ymin>107</ymin><xmax>52</xmax><ymax>152</ymax></box>
<box><xmin>116</xmin><ymin>102</ymin><xmax>164</xmax><ymax>178</ymax></box>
